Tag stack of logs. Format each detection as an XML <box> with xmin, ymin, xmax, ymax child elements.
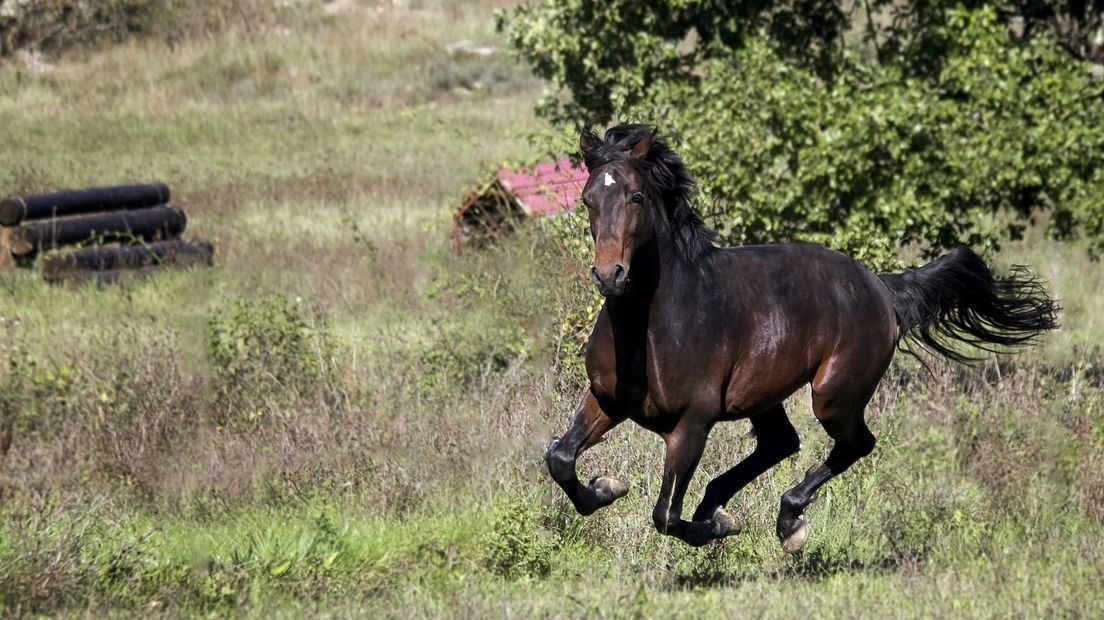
<box><xmin>0</xmin><ymin>183</ymin><xmax>213</xmax><ymax>284</ymax></box>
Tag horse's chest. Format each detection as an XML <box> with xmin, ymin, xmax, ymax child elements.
<box><xmin>587</xmin><ymin>336</ymin><xmax>699</xmax><ymax>430</ymax></box>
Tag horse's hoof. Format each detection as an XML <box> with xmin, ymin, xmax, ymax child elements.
<box><xmin>711</xmin><ymin>506</ymin><xmax>743</xmax><ymax>538</ymax></box>
<box><xmin>780</xmin><ymin>520</ymin><xmax>809</xmax><ymax>554</ymax></box>
<box><xmin>592</xmin><ymin>476</ymin><xmax>628</xmax><ymax>500</ymax></box>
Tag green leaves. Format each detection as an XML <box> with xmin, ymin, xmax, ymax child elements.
<box><xmin>504</xmin><ymin>2</ymin><xmax>1104</xmax><ymax>266</ymax></box>
<box><xmin>205</xmin><ymin>294</ymin><xmax>334</xmax><ymax>422</ymax></box>
<box><xmin>500</xmin><ymin>0</ymin><xmax>849</xmax><ymax>125</ymax></box>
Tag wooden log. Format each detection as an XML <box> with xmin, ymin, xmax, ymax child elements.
<box><xmin>7</xmin><ymin>205</ymin><xmax>186</xmax><ymax>256</ymax></box>
<box><xmin>0</xmin><ymin>183</ymin><xmax>170</xmax><ymax>226</ymax></box>
<box><xmin>41</xmin><ymin>239</ymin><xmax>214</xmax><ymax>280</ymax></box>
<box><xmin>0</xmin><ymin>228</ymin><xmax>13</xmax><ymax>269</ymax></box>
<box><xmin>45</xmin><ymin>265</ymin><xmax>165</xmax><ymax>286</ymax></box>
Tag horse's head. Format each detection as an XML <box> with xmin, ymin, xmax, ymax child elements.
<box><xmin>579</xmin><ymin>127</ymin><xmax>657</xmax><ymax>298</ymax></box>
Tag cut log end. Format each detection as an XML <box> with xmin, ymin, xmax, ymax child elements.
<box><xmin>0</xmin><ymin>227</ymin><xmax>14</xmax><ymax>269</ymax></box>
<box><xmin>0</xmin><ymin>198</ymin><xmax>27</xmax><ymax>227</ymax></box>
<box><xmin>6</xmin><ymin>226</ymin><xmax>36</xmax><ymax>256</ymax></box>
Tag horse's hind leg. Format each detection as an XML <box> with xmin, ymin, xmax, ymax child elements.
<box><xmin>546</xmin><ymin>392</ymin><xmax>626</xmax><ymax>516</ymax></box>
<box><xmin>691</xmin><ymin>404</ymin><xmax>800</xmax><ymax>522</ymax></box>
<box><xmin>776</xmin><ymin>392</ymin><xmax>877</xmax><ymax>554</ymax></box>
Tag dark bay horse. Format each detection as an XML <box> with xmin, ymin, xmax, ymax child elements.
<box><xmin>545</xmin><ymin>124</ymin><xmax>1059</xmax><ymax>551</ymax></box>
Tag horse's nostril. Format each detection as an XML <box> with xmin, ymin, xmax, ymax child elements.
<box><xmin>592</xmin><ymin>264</ymin><xmax>629</xmax><ymax>292</ymax></box>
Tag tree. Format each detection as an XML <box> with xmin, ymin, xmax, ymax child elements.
<box><xmin>501</xmin><ymin>1</ymin><xmax>1104</xmax><ymax>265</ymax></box>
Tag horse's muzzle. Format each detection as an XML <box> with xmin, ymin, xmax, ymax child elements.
<box><xmin>591</xmin><ymin>263</ymin><xmax>629</xmax><ymax>297</ymax></box>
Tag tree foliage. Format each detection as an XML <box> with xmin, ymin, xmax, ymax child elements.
<box><xmin>501</xmin><ymin>1</ymin><xmax>1104</xmax><ymax>265</ymax></box>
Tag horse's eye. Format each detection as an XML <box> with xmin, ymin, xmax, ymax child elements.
<box><xmin>631</xmin><ymin>192</ymin><xmax>643</xmax><ymax>204</ymax></box>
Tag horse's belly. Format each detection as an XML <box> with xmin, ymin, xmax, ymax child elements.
<box><xmin>723</xmin><ymin>350</ymin><xmax>817</xmax><ymax>418</ymax></box>
<box><xmin>633</xmin><ymin>355</ymin><xmax>732</xmax><ymax>431</ymax></box>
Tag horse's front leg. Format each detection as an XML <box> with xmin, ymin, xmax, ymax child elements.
<box><xmin>545</xmin><ymin>392</ymin><xmax>627</xmax><ymax>516</ymax></box>
<box><xmin>653</xmin><ymin>421</ymin><xmax>741</xmax><ymax>547</ymax></box>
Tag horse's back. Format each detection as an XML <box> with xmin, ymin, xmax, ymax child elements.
<box><xmin>714</xmin><ymin>243</ymin><xmax>894</xmax><ymax>320</ymax></box>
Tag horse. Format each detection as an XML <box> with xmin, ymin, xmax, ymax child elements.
<box><xmin>544</xmin><ymin>124</ymin><xmax>1059</xmax><ymax>551</ymax></box>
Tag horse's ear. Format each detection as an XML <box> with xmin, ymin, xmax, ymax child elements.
<box><xmin>629</xmin><ymin>128</ymin><xmax>656</xmax><ymax>159</ymax></box>
<box><xmin>580</xmin><ymin>128</ymin><xmax>601</xmax><ymax>160</ymax></box>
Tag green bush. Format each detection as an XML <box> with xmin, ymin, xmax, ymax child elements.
<box><xmin>0</xmin><ymin>339</ymin><xmax>73</xmax><ymax>434</ymax></box>
<box><xmin>659</xmin><ymin>12</ymin><xmax>1104</xmax><ymax>266</ymax></box>
<box><xmin>482</xmin><ymin>496</ymin><xmax>554</xmax><ymax>579</ymax></box>
<box><xmin>417</xmin><ymin>319</ymin><xmax>527</xmax><ymax>391</ymax></box>
<box><xmin>501</xmin><ymin>2</ymin><xmax>1104</xmax><ymax>266</ymax></box>
<box><xmin>205</xmin><ymin>294</ymin><xmax>333</xmax><ymax>417</ymax></box>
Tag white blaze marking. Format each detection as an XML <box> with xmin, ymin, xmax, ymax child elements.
<box><xmin>603</xmin><ymin>172</ymin><xmax>616</xmax><ymax>187</ymax></box>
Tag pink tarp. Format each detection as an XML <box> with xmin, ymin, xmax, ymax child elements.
<box><xmin>497</xmin><ymin>159</ymin><xmax>588</xmax><ymax>216</ymax></box>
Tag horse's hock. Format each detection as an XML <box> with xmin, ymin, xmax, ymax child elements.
<box><xmin>0</xmin><ymin>182</ymin><xmax>214</xmax><ymax>283</ymax></box>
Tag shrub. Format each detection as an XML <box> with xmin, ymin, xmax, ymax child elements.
<box><xmin>417</xmin><ymin>319</ymin><xmax>527</xmax><ymax>391</ymax></box>
<box><xmin>501</xmin><ymin>2</ymin><xmax>1104</xmax><ymax>266</ymax></box>
<box><xmin>659</xmin><ymin>14</ymin><xmax>1104</xmax><ymax>266</ymax></box>
<box><xmin>482</xmin><ymin>496</ymin><xmax>554</xmax><ymax>579</ymax></box>
<box><xmin>205</xmin><ymin>294</ymin><xmax>334</xmax><ymax>419</ymax></box>
<box><xmin>1</xmin><ymin>0</ymin><xmax>170</xmax><ymax>55</ymax></box>
<box><xmin>0</xmin><ymin>0</ymin><xmax>289</xmax><ymax>57</ymax></box>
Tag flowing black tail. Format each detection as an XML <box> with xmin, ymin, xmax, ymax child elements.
<box><xmin>879</xmin><ymin>247</ymin><xmax>1059</xmax><ymax>363</ymax></box>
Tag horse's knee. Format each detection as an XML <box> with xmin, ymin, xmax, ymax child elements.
<box><xmin>835</xmin><ymin>427</ymin><xmax>876</xmax><ymax>465</ymax></box>
<box><xmin>545</xmin><ymin>442</ymin><xmax>575</xmax><ymax>483</ymax></box>
<box><xmin>780</xmin><ymin>489</ymin><xmax>805</xmax><ymax>515</ymax></box>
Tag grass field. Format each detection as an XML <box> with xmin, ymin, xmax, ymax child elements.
<box><xmin>1</xmin><ymin>1</ymin><xmax>1103</xmax><ymax>617</ymax></box>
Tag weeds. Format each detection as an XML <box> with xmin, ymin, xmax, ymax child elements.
<box><xmin>482</xmin><ymin>495</ymin><xmax>555</xmax><ymax>579</ymax></box>
<box><xmin>205</xmin><ymin>294</ymin><xmax>335</xmax><ymax>417</ymax></box>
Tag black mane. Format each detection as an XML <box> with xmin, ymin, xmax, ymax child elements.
<box><xmin>581</xmin><ymin>124</ymin><xmax>716</xmax><ymax>263</ymax></box>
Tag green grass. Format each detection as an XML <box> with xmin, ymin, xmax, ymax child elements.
<box><xmin>1</xmin><ymin>1</ymin><xmax>1103</xmax><ymax>618</ymax></box>
<box><xmin>5</xmin><ymin>376</ymin><xmax>1102</xmax><ymax>618</ymax></box>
